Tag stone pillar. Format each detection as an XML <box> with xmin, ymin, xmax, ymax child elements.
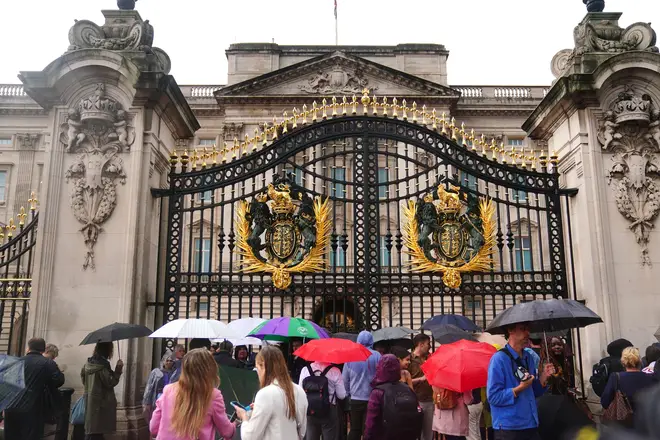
<box><xmin>20</xmin><ymin>8</ymin><xmax>199</xmax><ymax>439</ymax></box>
<box><xmin>13</xmin><ymin>133</ymin><xmax>40</xmax><ymax>214</ymax></box>
<box><xmin>523</xmin><ymin>10</ymin><xmax>659</xmax><ymax>397</ymax></box>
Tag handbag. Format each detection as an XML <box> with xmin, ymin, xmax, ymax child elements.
<box><xmin>602</xmin><ymin>373</ymin><xmax>633</xmax><ymax>427</ymax></box>
<box><xmin>70</xmin><ymin>394</ymin><xmax>87</xmax><ymax>425</ymax></box>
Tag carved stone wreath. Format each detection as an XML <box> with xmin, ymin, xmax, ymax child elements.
<box><xmin>61</xmin><ymin>84</ymin><xmax>134</xmax><ymax>270</ymax></box>
<box><xmin>598</xmin><ymin>86</ymin><xmax>660</xmax><ymax>265</ymax></box>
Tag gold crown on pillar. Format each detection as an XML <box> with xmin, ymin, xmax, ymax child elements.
<box><xmin>267</xmin><ymin>183</ymin><xmax>296</xmax><ymax>215</ymax></box>
<box><xmin>436</xmin><ymin>185</ymin><xmax>463</xmax><ymax>214</ymax></box>
<box><xmin>78</xmin><ymin>83</ymin><xmax>121</xmax><ymax>124</ymax></box>
<box><xmin>612</xmin><ymin>85</ymin><xmax>652</xmax><ymax>124</ymax></box>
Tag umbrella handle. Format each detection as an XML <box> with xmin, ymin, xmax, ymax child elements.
<box><xmin>543</xmin><ymin>331</ymin><xmax>549</xmax><ymax>367</ymax></box>
<box><xmin>117</xmin><ymin>340</ymin><xmax>121</xmax><ymax>360</ymax></box>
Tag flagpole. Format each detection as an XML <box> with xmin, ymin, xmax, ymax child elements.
<box><xmin>334</xmin><ymin>0</ymin><xmax>338</xmax><ymax>45</ymax></box>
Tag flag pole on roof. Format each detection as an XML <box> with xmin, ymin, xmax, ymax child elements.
<box><xmin>334</xmin><ymin>0</ymin><xmax>338</xmax><ymax>45</ymax></box>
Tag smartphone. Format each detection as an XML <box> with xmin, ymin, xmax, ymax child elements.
<box><xmin>230</xmin><ymin>401</ymin><xmax>251</xmax><ymax>411</ymax></box>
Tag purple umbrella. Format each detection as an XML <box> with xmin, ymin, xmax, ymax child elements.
<box><xmin>248</xmin><ymin>317</ymin><xmax>330</xmax><ymax>342</ymax></box>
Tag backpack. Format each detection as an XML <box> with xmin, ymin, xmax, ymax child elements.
<box><xmin>302</xmin><ymin>365</ymin><xmax>334</xmax><ymax>417</ymax></box>
<box><xmin>376</xmin><ymin>382</ymin><xmax>423</xmax><ymax>440</ymax></box>
<box><xmin>590</xmin><ymin>361</ymin><xmax>609</xmax><ymax>397</ymax></box>
<box><xmin>436</xmin><ymin>388</ymin><xmax>460</xmax><ymax>410</ymax></box>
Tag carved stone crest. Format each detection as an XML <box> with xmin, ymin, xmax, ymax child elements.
<box><xmin>236</xmin><ymin>175</ymin><xmax>332</xmax><ymax>290</ymax></box>
<box><xmin>299</xmin><ymin>63</ymin><xmax>377</xmax><ymax>95</ymax></box>
<box><xmin>61</xmin><ymin>84</ymin><xmax>134</xmax><ymax>270</ymax></box>
<box><xmin>598</xmin><ymin>86</ymin><xmax>660</xmax><ymax>265</ymax></box>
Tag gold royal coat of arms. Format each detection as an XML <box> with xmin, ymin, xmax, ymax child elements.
<box><xmin>236</xmin><ymin>175</ymin><xmax>332</xmax><ymax>289</ymax></box>
<box><xmin>403</xmin><ymin>182</ymin><xmax>496</xmax><ymax>289</ymax></box>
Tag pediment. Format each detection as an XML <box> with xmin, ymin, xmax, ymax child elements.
<box><xmin>216</xmin><ymin>52</ymin><xmax>459</xmax><ymax>100</ymax></box>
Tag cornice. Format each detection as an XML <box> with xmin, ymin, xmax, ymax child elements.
<box><xmin>0</xmin><ymin>107</ymin><xmax>49</xmax><ymax>116</ymax></box>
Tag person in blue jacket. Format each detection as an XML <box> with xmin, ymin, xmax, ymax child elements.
<box><xmin>487</xmin><ymin>322</ymin><xmax>554</xmax><ymax>440</ymax></box>
<box><xmin>342</xmin><ymin>330</ymin><xmax>382</xmax><ymax>440</ymax></box>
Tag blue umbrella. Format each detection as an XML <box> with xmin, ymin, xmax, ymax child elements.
<box><xmin>421</xmin><ymin>314</ymin><xmax>482</xmax><ymax>333</ymax></box>
<box><xmin>0</xmin><ymin>354</ymin><xmax>25</xmax><ymax>412</ymax></box>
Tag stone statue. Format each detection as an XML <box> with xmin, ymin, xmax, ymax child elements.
<box><xmin>598</xmin><ymin>111</ymin><xmax>622</xmax><ymax>151</ymax></box>
<box><xmin>647</xmin><ymin>110</ymin><xmax>660</xmax><ymax>150</ymax></box>
<box><xmin>65</xmin><ymin>108</ymin><xmax>86</xmax><ymax>152</ymax></box>
<box><xmin>114</xmin><ymin>110</ymin><xmax>129</xmax><ymax>149</ymax></box>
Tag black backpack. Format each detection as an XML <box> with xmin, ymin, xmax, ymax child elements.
<box><xmin>376</xmin><ymin>382</ymin><xmax>423</xmax><ymax>440</ymax></box>
<box><xmin>302</xmin><ymin>365</ymin><xmax>334</xmax><ymax>417</ymax></box>
<box><xmin>590</xmin><ymin>361</ymin><xmax>609</xmax><ymax>397</ymax></box>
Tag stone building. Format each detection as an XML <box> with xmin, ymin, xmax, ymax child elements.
<box><xmin>0</xmin><ymin>2</ymin><xmax>658</xmax><ymax>438</ymax></box>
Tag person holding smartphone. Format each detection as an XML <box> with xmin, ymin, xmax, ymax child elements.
<box><xmin>486</xmin><ymin>323</ymin><xmax>554</xmax><ymax>440</ymax></box>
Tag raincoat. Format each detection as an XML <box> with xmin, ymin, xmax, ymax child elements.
<box><xmin>363</xmin><ymin>354</ymin><xmax>401</xmax><ymax>440</ymax></box>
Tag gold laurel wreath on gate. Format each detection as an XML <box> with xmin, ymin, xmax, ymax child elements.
<box><xmin>402</xmin><ymin>198</ymin><xmax>497</xmax><ymax>289</ymax></box>
<box><xmin>236</xmin><ymin>196</ymin><xmax>332</xmax><ymax>290</ymax></box>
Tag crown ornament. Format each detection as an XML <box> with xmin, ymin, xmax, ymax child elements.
<box><xmin>612</xmin><ymin>85</ymin><xmax>652</xmax><ymax>124</ymax></box>
<box><xmin>436</xmin><ymin>185</ymin><xmax>463</xmax><ymax>214</ymax></box>
<box><xmin>267</xmin><ymin>183</ymin><xmax>296</xmax><ymax>215</ymax></box>
<box><xmin>78</xmin><ymin>84</ymin><xmax>121</xmax><ymax>124</ymax></box>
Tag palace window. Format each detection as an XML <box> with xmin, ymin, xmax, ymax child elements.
<box><xmin>330</xmin><ymin>246</ymin><xmax>346</xmax><ymax>268</ymax></box>
<box><xmin>198</xmin><ymin>138</ymin><xmax>216</xmax><ymax>146</ymax></box>
<box><xmin>198</xmin><ymin>190</ymin><xmax>212</xmax><ymax>202</ymax></box>
<box><xmin>331</xmin><ymin>167</ymin><xmax>346</xmax><ymax>199</ymax></box>
<box><xmin>458</xmin><ymin>171</ymin><xmax>478</xmax><ymax>191</ymax></box>
<box><xmin>514</xmin><ymin>236</ymin><xmax>532</xmax><ymax>271</ymax></box>
<box><xmin>193</xmin><ymin>238</ymin><xmax>211</xmax><ymax>272</ymax></box>
<box><xmin>378</xmin><ymin>168</ymin><xmax>388</xmax><ymax>198</ymax></box>
<box><xmin>508</xmin><ymin>138</ymin><xmax>524</xmax><ymax>147</ymax></box>
<box><xmin>512</xmin><ymin>189</ymin><xmax>527</xmax><ymax>203</ymax></box>
<box><xmin>0</xmin><ymin>137</ymin><xmax>11</xmax><ymax>145</ymax></box>
<box><xmin>0</xmin><ymin>171</ymin><xmax>7</xmax><ymax>203</ymax></box>
<box><xmin>465</xmin><ymin>298</ymin><xmax>483</xmax><ymax>311</ymax></box>
<box><xmin>284</xmin><ymin>167</ymin><xmax>302</xmax><ymax>186</ymax></box>
<box><xmin>380</xmin><ymin>236</ymin><xmax>391</xmax><ymax>267</ymax></box>
<box><xmin>198</xmin><ymin>298</ymin><xmax>209</xmax><ymax>314</ymax></box>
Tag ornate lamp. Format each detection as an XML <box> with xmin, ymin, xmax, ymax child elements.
<box><xmin>117</xmin><ymin>0</ymin><xmax>137</xmax><ymax>10</ymax></box>
<box><xmin>583</xmin><ymin>0</ymin><xmax>604</xmax><ymax>12</ymax></box>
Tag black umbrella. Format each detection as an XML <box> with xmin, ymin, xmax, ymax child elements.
<box><xmin>80</xmin><ymin>322</ymin><xmax>152</xmax><ymax>358</ymax></box>
<box><xmin>372</xmin><ymin>326</ymin><xmax>415</xmax><ymax>343</ymax></box>
<box><xmin>332</xmin><ymin>332</ymin><xmax>359</xmax><ymax>342</ymax></box>
<box><xmin>486</xmin><ymin>299</ymin><xmax>602</xmax><ymax>335</ymax></box>
<box><xmin>0</xmin><ymin>354</ymin><xmax>25</xmax><ymax>412</ymax></box>
<box><xmin>430</xmin><ymin>324</ymin><xmax>478</xmax><ymax>344</ymax></box>
<box><xmin>536</xmin><ymin>394</ymin><xmax>594</xmax><ymax>440</ymax></box>
<box><xmin>530</xmin><ymin>329</ymin><xmax>568</xmax><ymax>340</ymax></box>
<box><xmin>422</xmin><ymin>314</ymin><xmax>482</xmax><ymax>332</ymax></box>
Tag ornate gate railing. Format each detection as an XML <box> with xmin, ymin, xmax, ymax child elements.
<box><xmin>154</xmin><ymin>92</ymin><xmax>571</xmax><ymax>347</ymax></box>
<box><xmin>0</xmin><ymin>194</ymin><xmax>38</xmax><ymax>355</ymax></box>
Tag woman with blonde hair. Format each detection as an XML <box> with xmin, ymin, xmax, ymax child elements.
<box><xmin>149</xmin><ymin>348</ymin><xmax>235</xmax><ymax>440</ymax></box>
<box><xmin>233</xmin><ymin>345</ymin><xmax>308</xmax><ymax>440</ymax></box>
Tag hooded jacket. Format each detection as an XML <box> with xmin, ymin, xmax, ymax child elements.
<box><xmin>363</xmin><ymin>355</ymin><xmax>401</xmax><ymax>440</ymax></box>
<box><xmin>342</xmin><ymin>331</ymin><xmax>382</xmax><ymax>401</ymax></box>
<box><xmin>81</xmin><ymin>356</ymin><xmax>121</xmax><ymax>434</ymax></box>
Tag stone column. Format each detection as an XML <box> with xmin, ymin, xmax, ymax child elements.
<box><xmin>13</xmin><ymin>133</ymin><xmax>39</xmax><ymax>215</ymax></box>
<box><xmin>523</xmin><ymin>10</ymin><xmax>659</xmax><ymax>398</ymax></box>
<box><xmin>20</xmin><ymin>8</ymin><xmax>199</xmax><ymax>439</ymax></box>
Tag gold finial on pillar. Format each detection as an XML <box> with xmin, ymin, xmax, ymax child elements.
<box><xmin>331</xmin><ymin>96</ymin><xmax>338</xmax><ymax>117</ymax></box>
<box><xmin>431</xmin><ymin>109</ymin><xmax>437</xmax><ymax>131</ymax></box>
<box><xmin>191</xmin><ymin>149</ymin><xmax>198</xmax><ymax>170</ymax></box>
<box><xmin>282</xmin><ymin>112</ymin><xmax>289</xmax><ymax>134</ymax></box>
<box><xmin>232</xmin><ymin>138</ymin><xmax>238</xmax><ymax>160</ymax></box>
<box><xmin>302</xmin><ymin>103</ymin><xmax>308</xmax><ymax>125</ymax></box>
<box><xmin>411</xmin><ymin>102</ymin><xmax>417</xmax><ymax>123</ymax></box>
<box><xmin>292</xmin><ymin>108</ymin><xmax>299</xmax><ymax>129</ymax></box>
<box><xmin>262</xmin><ymin>123</ymin><xmax>269</xmax><ymax>146</ymax></box>
<box><xmin>371</xmin><ymin>95</ymin><xmax>379</xmax><ymax>115</ymax></box>
<box><xmin>342</xmin><ymin>96</ymin><xmax>348</xmax><ymax>115</ymax></box>
<box><xmin>470</xmin><ymin>129</ymin><xmax>476</xmax><ymax>152</ymax></box>
<box><xmin>169</xmin><ymin>149</ymin><xmax>179</xmax><ymax>169</ymax></box>
<box><xmin>222</xmin><ymin>142</ymin><xmax>228</xmax><ymax>163</ymax></box>
<box><xmin>422</xmin><ymin>105</ymin><xmax>427</xmax><ymax>125</ymax></box>
<box><xmin>500</xmin><ymin>142</ymin><xmax>507</xmax><ymax>164</ymax></box>
<box><xmin>180</xmin><ymin>149</ymin><xmax>190</xmax><ymax>170</ymax></box>
<box><xmin>212</xmin><ymin>144</ymin><xmax>218</xmax><ymax>164</ymax></box>
<box><xmin>460</xmin><ymin>122</ymin><xmax>466</xmax><ymax>146</ymax></box>
<box><xmin>272</xmin><ymin>117</ymin><xmax>279</xmax><ymax>140</ymax></box>
<box><xmin>360</xmin><ymin>88</ymin><xmax>371</xmax><ymax>108</ymax></box>
<box><xmin>401</xmin><ymin>99</ymin><xmax>408</xmax><ymax>121</ymax></box>
<box><xmin>253</xmin><ymin>128</ymin><xmax>259</xmax><ymax>152</ymax></box>
<box><xmin>6</xmin><ymin>218</ymin><xmax>15</xmax><ymax>239</ymax></box>
<box><xmin>450</xmin><ymin>117</ymin><xmax>458</xmax><ymax>141</ymax></box>
<box><xmin>17</xmin><ymin>207</ymin><xmax>27</xmax><ymax>226</ymax></box>
<box><xmin>392</xmin><ymin>97</ymin><xmax>399</xmax><ymax>119</ymax></box>
<box><xmin>311</xmin><ymin>101</ymin><xmax>318</xmax><ymax>123</ymax></box>
<box><xmin>201</xmin><ymin>147</ymin><xmax>208</xmax><ymax>168</ymax></box>
<box><xmin>382</xmin><ymin>97</ymin><xmax>388</xmax><ymax>117</ymax></box>
<box><xmin>321</xmin><ymin>98</ymin><xmax>328</xmax><ymax>119</ymax></box>
<box><xmin>440</xmin><ymin>112</ymin><xmax>447</xmax><ymax>135</ymax></box>
<box><xmin>351</xmin><ymin>94</ymin><xmax>358</xmax><ymax>115</ymax></box>
<box><xmin>243</xmin><ymin>134</ymin><xmax>250</xmax><ymax>156</ymax></box>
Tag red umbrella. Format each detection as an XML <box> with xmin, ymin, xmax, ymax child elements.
<box><xmin>421</xmin><ymin>340</ymin><xmax>497</xmax><ymax>392</ymax></box>
<box><xmin>294</xmin><ymin>338</ymin><xmax>372</xmax><ymax>363</ymax></box>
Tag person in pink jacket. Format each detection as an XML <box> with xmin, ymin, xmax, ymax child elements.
<box><xmin>149</xmin><ymin>348</ymin><xmax>236</xmax><ymax>440</ymax></box>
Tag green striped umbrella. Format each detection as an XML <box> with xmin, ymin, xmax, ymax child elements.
<box><xmin>248</xmin><ymin>317</ymin><xmax>330</xmax><ymax>342</ymax></box>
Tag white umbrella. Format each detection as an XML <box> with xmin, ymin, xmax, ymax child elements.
<box><xmin>227</xmin><ymin>317</ymin><xmax>266</xmax><ymax>339</ymax></box>
<box><xmin>149</xmin><ymin>319</ymin><xmax>238</xmax><ymax>339</ymax></box>
<box><xmin>212</xmin><ymin>337</ymin><xmax>265</xmax><ymax>346</ymax></box>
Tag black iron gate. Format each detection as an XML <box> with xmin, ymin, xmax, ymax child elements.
<box><xmin>0</xmin><ymin>195</ymin><xmax>38</xmax><ymax>355</ymax></box>
<box><xmin>154</xmin><ymin>93</ymin><xmax>573</xmax><ymax>342</ymax></box>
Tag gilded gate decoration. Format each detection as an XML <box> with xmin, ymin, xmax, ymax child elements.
<box><xmin>236</xmin><ymin>175</ymin><xmax>332</xmax><ymax>289</ymax></box>
<box><xmin>403</xmin><ymin>183</ymin><xmax>496</xmax><ymax>289</ymax></box>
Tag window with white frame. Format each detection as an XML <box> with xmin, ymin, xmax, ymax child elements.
<box><xmin>514</xmin><ymin>236</ymin><xmax>532</xmax><ymax>271</ymax></box>
<box><xmin>284</xmin><ymin>167</ymin><xmax>302</xmax><ymax>186</ymax></box>
<box><xmin>378</xmin><ymin>168</ymin><xmax>388</xmax><ymax>198</ymax></box>
<box><xmin>198</xmin><ymin>298</ymin><xmax>209</xmax><ymax>314</ymax></box>
<box><xmin>458</xmin><ymin>171</ymin><xmax>478</xmax><ymax>191</ymax></box>
<box><xmin>512</xmin><ymin>189</ymin><xmax>527</xmax><ymax>202</ymax></box>
<box><xmin>465</xmin><ymin>298</ymin><xmax>483</xmax><ymax>311</ymax></box>
<box><xmin>198</xmin><ymin>190</ymin><xmax>212</xmax><ymax>202</ymax></box>
<box><xmin>330</xmin><ymin>167</ymin><xmax>346</xmax><ymax>199</ymax></box>
<box><xmin>0</xmin><ymin>137</ymin><xmax>11</xmax><ymax>145</ymax></box>
<box><xmin>193</xmin><ymin>238</ymin><xmax>211</xmax><ymax>272</ymax></box>
<box><xmin>380</xmin><ymin>236</ymin><xmax>391</xmax><ymax>266</ymax></box>
<box><xmin>330</xmin><ymin>245</ymin><xmax>346</xmax><ymax>267</ymax></box>
<box><xmin>508</xmin><ymin>138</ymin><xmax>524</xmax><ymax>147</ymax></box>
<box><xmin>0</xmin><ymin>171</ymin><xmax>7</xmax><ymax>203</ymax></box>
<box><xmin>198</xmin><ymin>138</ymin><xmax>216</xmax><ymax>146</ymax></box>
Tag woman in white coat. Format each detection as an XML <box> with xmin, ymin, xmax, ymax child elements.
<box><xmin>233</xmin><ymin>345</ymin><xmax>308</xmax><ymax>440</ymax></box>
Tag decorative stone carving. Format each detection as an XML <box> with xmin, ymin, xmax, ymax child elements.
<box><xmin>598</xmin><ymin>86</ymin><xmax>660</xmax><ymax>265</ymax></box>
<box><xmin>552</xmin><ymin>13</ymin><xmax>658</xmax><ymax>78</ymax></box>
<box><xmin>221</xmin><ymin>123</ymin><xmax>244</xmax><ymax>141</ymax></box>
<box><xmin>67</xmin><ymin>10</ymin><xmax>171</xmax><ymax>74</ymax></box>
<box><xmin>16</xmin><ymin>133</ymin><xmax>39</xmax><ymax>149</ymax></box>
<box><xmin>60</xmin><ymin>84</ymin><xmax>133</xmax><ymax>270</ymax></box>
<box><xmin>299</xmin><ymin>63</ymin><xmax>377</xmax><ymax>95</ymax></box>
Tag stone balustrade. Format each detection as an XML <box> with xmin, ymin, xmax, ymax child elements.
<box><xmin>179</xmin><ymin>85</ymin><xmax>224</xmax><ymax>98</ymax></box>
<box><xmin>0</xmin><ymin>85</ymin><xmax>26</xmax><ymax>97</ymax></box>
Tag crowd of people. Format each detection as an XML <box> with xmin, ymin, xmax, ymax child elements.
<box><xmin>2</xmin><ymin>327</ymin><xmax>660</xmax><ymax>440</ymax></box>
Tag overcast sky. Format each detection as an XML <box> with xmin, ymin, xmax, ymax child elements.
<box><xmin>1</xmin><ymin>0</ymin><xmax>658</xmax><ymax>86</ymax></box>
